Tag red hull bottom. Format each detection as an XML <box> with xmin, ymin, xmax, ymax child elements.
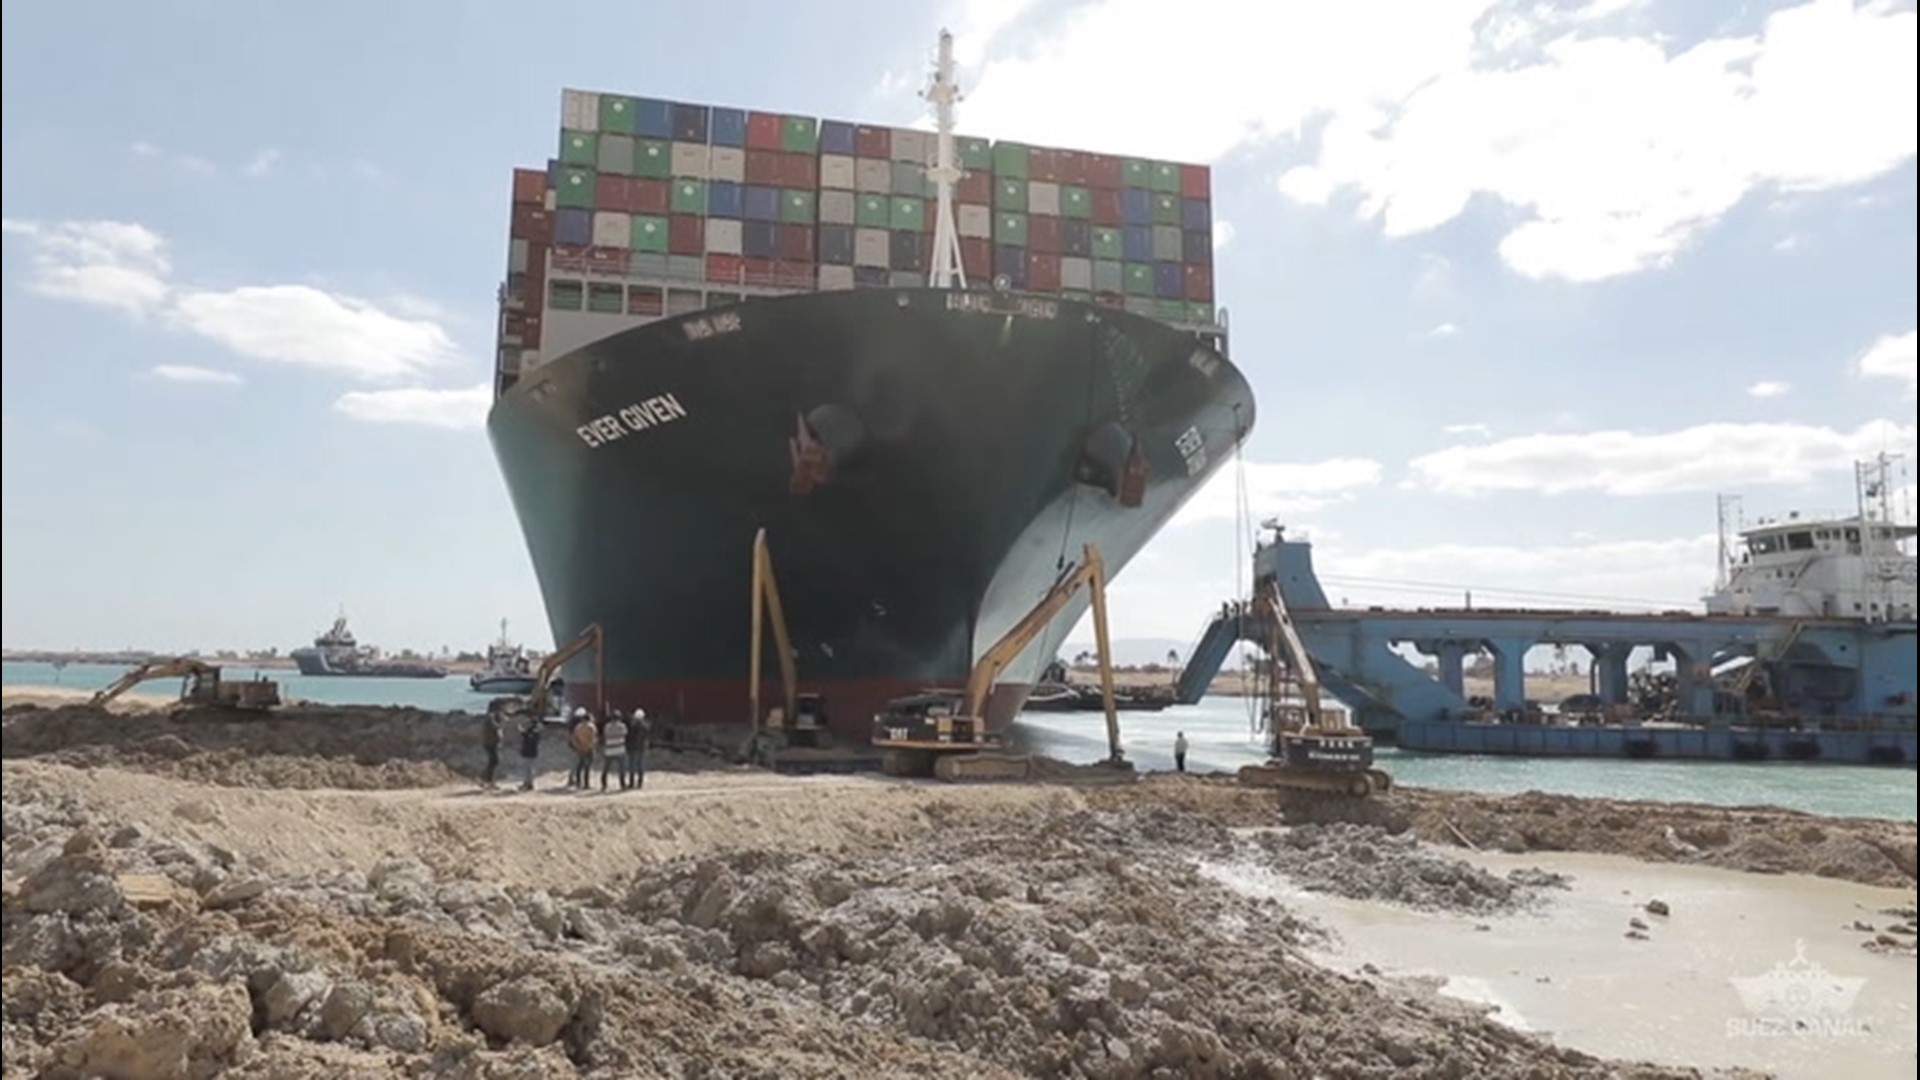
<box><xmin>566</xmin><ymin>678</ymin><xmax>1037</xmax><ymax>744</ymax></box>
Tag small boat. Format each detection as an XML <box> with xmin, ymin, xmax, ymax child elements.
<box><xmin>470</xmin><ymin>619</ymin><xmax>537</xmax><ymax>695</ymax></box>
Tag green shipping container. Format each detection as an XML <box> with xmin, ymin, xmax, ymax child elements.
<box><xmin>1150</xmin><ymin>161</ymin><xmax>1181</xmax><ymax>194</ymax></box>
<box><xmin>549</xmin><ymin>280</ymin><xmax>585</xmax><ymax>311</ymax></box>
<box><xmin>599</xmin><ymin>95</ymin><xmax>637</xmax><ymax>134</ymax></box>
<box><xmin>1063</xmin><ymin>289</ymin><xmax>1093</xmax><ymax>303</ymax></box>
<box><xmin>995</xmin><ymin>211</ymin><xmax>1028</xmax><ymax>246</ymax></box>
<box><xmin>781</xmin><ymin>189</ymin><xmax>816</xmax><ymax>224</ymax></box>
<box><xmin>1122</xmin><ymin>159</ymin><xmax>1153</xmax><ymax>188</ymax></box>
<box><xmin>1156</xmin><ymin>299</ymin><xmax>1188</xmax><ymax>322</ymax></box>
<box><xmin>597</xmin><ymin>134</ymin><xmax>635</xmax><ymax>176</ymax></box>
<box><xmin>1187</xmin><ymin>301</ymin><xmax>1215</xmax><ymax>325</ymax></box>
<box><xmin>670</xmin><ymin>179</ymin><xmax>706</xmax><ymax>214</ymax></box>
<box><xmin>1123</xmin><ymin>262</ymin><xmax>1154</xmax><ymax>296</ymax></box>
<box><xmin>995</xmin><ymin>177</ymin><xmax>1027</xmax><ymax>210</ymax></box>
<box><xmin>1061</xmin><ymin>186</ymin><xmax>1091</xmax><ymax>218</ymax></box>
<box><xmin>556</xmin><ymin>167</ymin><xmax>596</xmax><ymax>209</ymax></box>
<box><xmin>993</xmin><ymin>141</ymin><xmax>1029</xmax><ymax>179</ymax></box>
<box><xmin>560</xmin><ymin>130</ymin><xmax>598</xmax><ymax>167</ymax></box>
<box><xmin>958</xmin><ymin>137</ymin><xmax>992</xmax><ymax>170</ymax></box>
<box><xmin>634</xmin><ymin>139</ymin><xmax>672</xmax><ymax>179</ymax></box>
<box><xmin>856</xmin><ymin>194</ymin><xmax>890</xmax><ymax>228</ymax></box>
<box><xmin>631</xmin><ymin>214</ymin><xmax>669</xmax><ymax>253</ymax></box>
<box><xmin>1152</xmin><ymin>193</ymin><xmax>1180</xmax><ymax>226</ymax></box>
<box><xmin>781</xmin><ymin>116</ymin><xmax>819</xmax><ymax>154</ymax></box>
<box><xmin>890</xmin><ymin>196</ymin><xmax>924</xmax><ymax>231</ymax></box>
<box><xmin>1092</xmin><ymin>226</ymin><xmax>1122</xmax><ymax>259</ymax></box>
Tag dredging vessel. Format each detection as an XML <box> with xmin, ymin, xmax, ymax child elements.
<box><xmin>487</xmin><ymin>32</ymin><xmax>1254</xmax><ymax>738</ymax></box>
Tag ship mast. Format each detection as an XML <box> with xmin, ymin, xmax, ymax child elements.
<box><xmin>923</xmin><ymin>29</ymin><xmax>967</xmax><ymax>290</ymax></box>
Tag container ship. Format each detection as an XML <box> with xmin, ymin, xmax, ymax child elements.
<box><xmin>487</xmin><ymin>32</ymin><xmax>1255</xmax><ymax>739</ymax></box>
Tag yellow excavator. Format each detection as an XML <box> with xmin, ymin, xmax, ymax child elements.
<box><xmin>496</xmin><ymin>623</ymin><xmax>606</xmax><ymax>721</ymax></box>
<box><xmin>871</xmin><ymin>542</ymin><xmax>1128</xmax><ymax>782</ymax></box>
<box><xmin>1237</xmin><ymin>573</ymin><xmax>1393</xmax><ymax>798</ymax></box>
<box><xmin>748</xmin><ymin>528</ymin><xmax>829</xmax><ymax>749</ymax></box>
<box><xmin>89</xmin><ymin>658</ymin><xmax>282</xmax><ymax>711</ymax></box>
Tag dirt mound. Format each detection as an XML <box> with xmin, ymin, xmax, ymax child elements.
<box><xmin>3</xmin><ymin>775</ymin><xmax>1725</xmax><ymax>1079</ymax></box>
<box><xmin>1238</xmin><ymin>823</ymin><xmax>1573</xmax><ymax>914</ymax></box>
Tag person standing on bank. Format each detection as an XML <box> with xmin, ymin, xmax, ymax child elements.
<box><xmin>480</xmin><ymin>704</ymin><xmax>505</xmax><ymax>788</ymax></box>
<box><xmin>626</xmin><ymin>708</ymin><xmax>651</xmax><ymax>790</ymax></box>
<box><xmin>1174</xmin><ymin>731</ymin><xmax>1189</xmax><ymax>773</ymax></box>
<box><xmin>600</xmin><ymin>709</ymin><xmax>628</xmax><ymax>792</ymax></box>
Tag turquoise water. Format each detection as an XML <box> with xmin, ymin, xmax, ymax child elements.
<box><xmin>8</xmin><ymin>661</ymin><xmax>1914</xmax><ymax>822</ymax></box>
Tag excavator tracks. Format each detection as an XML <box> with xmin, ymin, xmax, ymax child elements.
<box><xmin>1237</xmin><ymin>762</ymin><xmax>1394</xmax><ymax>799</ymax></box>
<box><xmin>931</xmin><ymin>751</ymin><xmax>1034</xmax><ymax>783</ymax></box>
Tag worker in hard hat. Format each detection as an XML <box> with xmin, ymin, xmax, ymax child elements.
<box><xmin>625</xmin><ymin>707</ymin><xmax>652</xmax><ymax>790</ymax></box>
<box><xmin>567</xmin><ymin>706</ymin><xmax>598</xmax><ymax>790</ymax></box>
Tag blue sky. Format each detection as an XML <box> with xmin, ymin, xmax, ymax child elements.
<box><xmin>3</xmin><ymin>0</ymin><xmax>1915</xmax><ymax>656</ymax></box>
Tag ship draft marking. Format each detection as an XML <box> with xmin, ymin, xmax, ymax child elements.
<box><xmin>1176</xmin><ymin>425</ymin><xmax>1208</xmax><ymax>477</ymax></box>
<box><xmin>944</xmin><ymin>292</ymin><xmax>1060</xmax><ymax>321</ymax></box>
<box><xmin>576</xmin><ymin>394</ymin><xmax>690</xmax><ymax>448</ymax></box>
<box><xmin>683</xmin><ymin>311</ymin><xmax>744</xmax><ymax>341</ymax></box>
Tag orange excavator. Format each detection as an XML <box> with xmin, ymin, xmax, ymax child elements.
<box><xmin>89</xmin><ymin>658</ymin><xmax>281</xmax><ymax>712</ymax></box>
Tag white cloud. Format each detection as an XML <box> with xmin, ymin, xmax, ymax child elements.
<box><xmin>1746</xmin><ymin>380</ymin><xmax>1791</xmax><ymax>398</ymax></box>
<box><xmin>1212</xmin><ymin>220</ymin><xmax>1236</xmax><ymax>251</ymax></box>
<box><xmin>934</xmin><ymin>0</ymin><xmax>1914</xmax><ymax>283</ymax></box>
<box><xmin>1424</xmin><ymin>321</ymin><xmax>1460</xmax><ymax>339</ymax></box>
<box><xmin>1409</xmin><ymin>418</ymin><xmax>1917</xmax><ymax>496</ymax></box>
<box><xmin>1317</xmin><ymin>533</ymin><xmax>1720</xmax><ymax>611</ymax></box>
<box><xmin>243</xmin><ymin>149</ymin><xmax>281</xmax><ymax>179</ymax></box>
<box><xmin>4</xmin><ymin>217</ymin><xmax>461</xmax><ymax>384</ymax></box>
<box><xmin>129</xmin><ymin>140</ymin><xmax>216</xmax><ymax>176</ymax></box>
<box><xmin>1858</xmin><ymin>329</ymin><xmax>1916</xmax><ymax>396</ymax></box>
<box><xmin>1173</xmin><ymin>457</ymin><xmax>1383</xmax><ymax>526</ymax></box>
<box><xmin>151</xmin><ymin>364</ymin><xmax>242</xmax><ymax>385</ymax></box>
<box><xmin>333</xmin><ymin>384</ymin><xmax>490</xmax><ymax>431</ymax></box>
<box><xmin>1441</xmin><ymin>422</ymin><xmax>1491</xmax><ymax>437</ymax></box>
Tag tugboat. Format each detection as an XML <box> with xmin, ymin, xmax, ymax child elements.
<box><xmin>469</xmin><ymin>619</ymin><xmax>538</xmax><ymax>695</ymax></box>
<box><xmin>290</xmin><ymin>610</ymin><xmax>448</xmax><ymax>679</ymax></box>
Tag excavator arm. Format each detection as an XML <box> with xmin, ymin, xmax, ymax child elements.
<box><xmin>525</xmin><ymin>623</ymin><xmax>605</xmax><ymax>719</ymax></box>
<box><xmin>90</xmin><ymin>658</ymin><xmax>221</xmax><ymax>707</ymax></box>
<box><xmin>749</xmin><ymin>528</ymin><xmax>799</xmax><ymax>730</ymax></box>
<box><xmin>1254</xmin><ymin>575</ymin><xmax>1337</xmax><ymax>731</ymax></box>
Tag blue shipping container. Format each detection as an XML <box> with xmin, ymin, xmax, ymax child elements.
<box><xmin>743</xmin><ymin>185</ymin><xmax>780</xmax><ymax>222</ymax></box>
<box><xmin>1183</xmin><ymin>228</ymin><xmax>1212</xmax><ymax>263</ymax></box>
<box><xmin>1121</xmin><ymin>188</ymin><xmax>1153</xmax><ymax>225</ymax></box>
<box><xmin>635</xmin><ymin>98</ymin><xmax>673</xmax><ymax>140</ymax></box>
<box><xmin>1122</xmin><ymin>225</ymin><xmax>1153</xmax><ymax>262</ymax></box>
<box><xmin>819</xmin><ymin>120</ymin><xmax>857</xmax><ymax>156</ymax></box>
<box><xmin>707</xmin><ymin>180</ymin><xmax>745</xmax><ymax>218</ymax></box>
<box><xmin>742</xmin><ymin>220</ymin><xmax>778</xmax><ymax>258</ymax></box>
<box><xmin>711</xmin><ymin>107</ymin><xmax>748</xmax><ymax>147</ymax></box>
<box><xmin>671</xmin><ymin>103</ymin><xmax>710</xmax><ymax>143</ymax></box>
<box><xmin>547</xmin><ymin>158</ymin><xmax>562</xmax><ymax>186</ymax></box>
<box><xmin>1181</xmin><ymin>198</ymin><xmax>1211</xmax><ymax>231</ymax></box>
<box><xmin>1061</xmin><ymin>219</ymin><xmax>1092</xmax><ymax>257</ymax></box>
<box><xmin>1154</xmin><ymin>261</ymin><xmax>1183</xmax><ymax>299</ymax></box>
<box><xmin>555</xmin><ymin>208</ymin><xmax>592</xmax><ymax>246</ymax></box>
<box><xmin>890</xmin><ymin>230</ymin><xmax>925</xmax><ymax>272</ymax></box>
<box><xmin>819</xmin><ymin>223</ymin><xmax>855</xmax><ymax>264</ymax></box>
<box><xmin>994</xmin><ymin>244</ymin><xmax>1028</xmax><ymax>286</ymax></box>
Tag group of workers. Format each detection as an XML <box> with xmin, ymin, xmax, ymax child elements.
<box><xmin>479</xmin><ymin>698</ymin><xmax>652</xmax><ymax>794</ymax></box>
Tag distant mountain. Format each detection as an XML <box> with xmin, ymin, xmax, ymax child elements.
<box><xmin>1055</xmin><ymin>637</ymin><xmax>1194</xmax><ymax>669</ymax></box>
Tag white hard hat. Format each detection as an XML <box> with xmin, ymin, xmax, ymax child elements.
<box><xmin>632</xmin><ymin>708</ymin><xmax>646</xmax><ymax>720</ymax></box>
<box><xmin>572</xmin><ymin>706</ymin><xmax>587</xmax><ymax>717</ymax></box>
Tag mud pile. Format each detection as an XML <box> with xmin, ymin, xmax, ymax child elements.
<box><xmin>2</xmin><ymin>777</ymin><xmax>1723</xmax><ymax>1079</ymax></box>
<box><xmin>1238</xmin><ymin>823</ymin><xmax>1572</xmax><ymax>915</ymax></box>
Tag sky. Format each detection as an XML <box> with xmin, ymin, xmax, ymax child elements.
<box><xmin>2</xmin><ymin>0</ymin><xmax>1916</xmax><ymax>657</ymax></box>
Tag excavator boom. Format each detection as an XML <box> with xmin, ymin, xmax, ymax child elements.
<box><xmin>525</xmin><ymin>623</ymin><xmax>605</xmax><ymax>719</ymax></box>
<box><xmin>90</xmin><ymin>658</ymin><xmax>280</xmax><ymax>711</ymax></box>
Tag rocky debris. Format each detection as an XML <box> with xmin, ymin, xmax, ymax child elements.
<box><xmin>1237</xmin><ymin>823</ymin><xmax>1572</xmax><ymax>915</ymax></box>
<box><xmin>1645</xmin><ymin>898</ymin><xmax>1671</xmax><ymax>917</ymax></box>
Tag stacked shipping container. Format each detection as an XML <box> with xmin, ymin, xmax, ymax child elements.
<box><xmin>499</xmin><ymin>87</ymin><xmax>1219</xmax><ymax>386</ymax></box>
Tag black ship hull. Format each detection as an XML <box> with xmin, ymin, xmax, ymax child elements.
<box><xmin>487</xmin><ymin>288</ymin><xmax>1255</xmax><ymax>739</ymax></box>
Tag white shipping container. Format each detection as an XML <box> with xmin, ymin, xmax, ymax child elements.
<box><xmin>819</xmin><ymin>190</ymin><xmax>857</xmax><ymax>226</ymax></box>
<box><xmin>544</xmin><ymin>189</ymin><xmax>556</xmax><ymax>212</ymax></box>
<box><xmin>890</xmin><ymin>128</ymin><xmax>930</xmax><ymax>164</ymax></box>
<box><xmin>819</xmin><ymin>154</ymin><xmax>856</xmax><ymax>190</ymax></box>
<box><xmin>592</xmin><ymin>211</ymin><xmax>632</xmax><ymax>248</ymax></box>
<box><xmin>818</xmin><ymin>264</ymin><xmax>856</xmax><ymax>291</ymax></box>
<box><xmin>1093</xmin><ymin>260</ymin><xmax>1123</xmax><ymax>292</ymax></box>
<box><xmin>510</xmin><ymin>238</ymin><xmax>530</xmax><ymax>274</ymax></box>
<box><xmin>1061</xmin><ymin>256</ymin><xmax>1093</xmax><ymax>291</ymax></box>
<box><xmin>855</xmin><ymin>158</ymin><xmax>891</xmax><ymax>194</ymax></box>
<box><xmin>958</xmin><ymin>204</ymin><xmax>992</xmax><ymax>239</ymax></box>
<box><xmin>562</xmin><ymin>89</ymin><xmax>600</xmax><ymax>132</ymax></box>
<box><xmin>705</xmin><ymin>218</ymin><xmax>743</xmax><ymax>255</ymax></box>
<box><xmin>1152</xmin><ymin>225</ymin><xmax>1182</xmax><ymax>261</ymax></box>
<box><xmin>710</xmin><ymin>147</ymin><xmax>746</xmax><ymax>183</ymax></box>
<box><xmin>1027</xmin><ymin>181</ymin><xmax>1061</xmax><ymax>216</ymax></box>
<box><xmin>853</xmin><ymin>227</ymin><xmax>890</xmax><ymax>268</ymax></box>
<box><xmin>671</xmin><ymin>142</ymin><xmax>711</xmax><ymax>180</ymax></box>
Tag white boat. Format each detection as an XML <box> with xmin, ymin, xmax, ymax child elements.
<box><xmin>470</xmin><ymin>619</ymin><xmax>537</xmax><ymax>694</ymax></box>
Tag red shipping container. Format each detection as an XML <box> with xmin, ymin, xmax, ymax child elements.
<box><xmin>777</xmin><ymin>224</ymin><xmax>815</xmax><ymax>262</ymax></box>
<box><xmin>1183</xmin><ymin>263</ymin><xmax>1213</xmax><ymax>302</ymax></box>
<box><xmin>551</xmin><ymin>244</ymin><xmax>590</xmax><ymax>272</ymax></box>
<box><xmin>669</xmin><ymin>214</ymin><xmax>704</xmax><ymax>256</ymax></box>
<box><xmin>706</xmin><ymin>254</ymin><xmax>744</xmax><ymax>284</ymax></box>
<box><xmin>1094</xmin><ymin>291</ymin><xmax>1125</xmax><ymax>310</ymax></box>
<box><xmin>595</xmin><ymin>174</ymin><xmax>634</xmax><ymax>213</ymax></box>
<box><xmin>587</xmin><ymin>246</ymin><xmax>627</xmax><ymax>274</ymax></box>
<box><xmin>1180</xmin><ymin>164</ymin><xmax>1210</xmax><ymax>200</ymax></box>
<box><xmin>956</xmin><ymin>171</ymin><xmax>991</xmax><ymax>204</ymax></box>
<box><xmin>960</xmin><ymin>237</ymin><xmax>990</xmax><ymax>279</ymax></box>
<box><xmin>771</xmin><ymin>259</ymin><xmax>815</xmax><ymax>289</ymax></box>
<box><xmin>1090</xmin><ymin>189</ymin><xmax>1123</xmax><ymax>226</ymax></box>
<box><xmin>523</xmin><ymin>313</ymin><xmax>543</xmax><ymax>348</ymax></box>
<box><xmin>854</xmin><ymin>124</ymin><xmax>891</xmax><ymax>158</ymax></box>
<box><xmin>1028</xmin><ymin>148</ymin><xmax>1061</xmax><ymax>184</ymax></box>
<box><xmin>1028</xmin><ymin>214</ymin><xmax>1062</xmax><ymax>255</ymax></box>
<box><xmin>511</xmin><ymin>205</ymin><xmax>554</xmax><ymax>245</ymax></box>
<box><xmin>742</xmin><ymin>256</ymin><xmax>776</xmax><ymax>285</ymax></box>
<box><xmin>746</xmin><ymin>111</ymin><xmax>784</xmax><ymax>151</ymax></box>
<box><xmin>1085</xmin><ymin>153</ymin><xmax>1123</xmax><ymax>189</ymax></box>
<box><xmin>776</xmin><ymin>152</ymin><xmax>817</xmax><ymax>189</ymax></box>
<box><xmin>525</xmin><ymin>251</ymin><xmax>547</xmax><ymax>312</ymax></box>
<box><xmin>745</xmin><ymin>150</ymin><xmax>782</xmax><ymax>186</ymax></box>
<box><xmin>632</xmin><ymin>178</ymin><xmax>670</xmax><ymax>215</ymax></box>
<box><xmin>627</xmin><ymin>286</ymin><xmax>664</xmax><ymax>317</ymax></box>
<box><xmin>1027</xmin><ymin>252</ymin><xmax>1062</xmax><ymax>293</ymax></box>
<box><xmin>1057</xmin><ymin>150</ymin><xmax>1089</xmax><ymax>187</ymax></box>
<box><xmin>512</xmin><ymin>168</ymin><xmax>547</xmax><ymax>205</ymax></box>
